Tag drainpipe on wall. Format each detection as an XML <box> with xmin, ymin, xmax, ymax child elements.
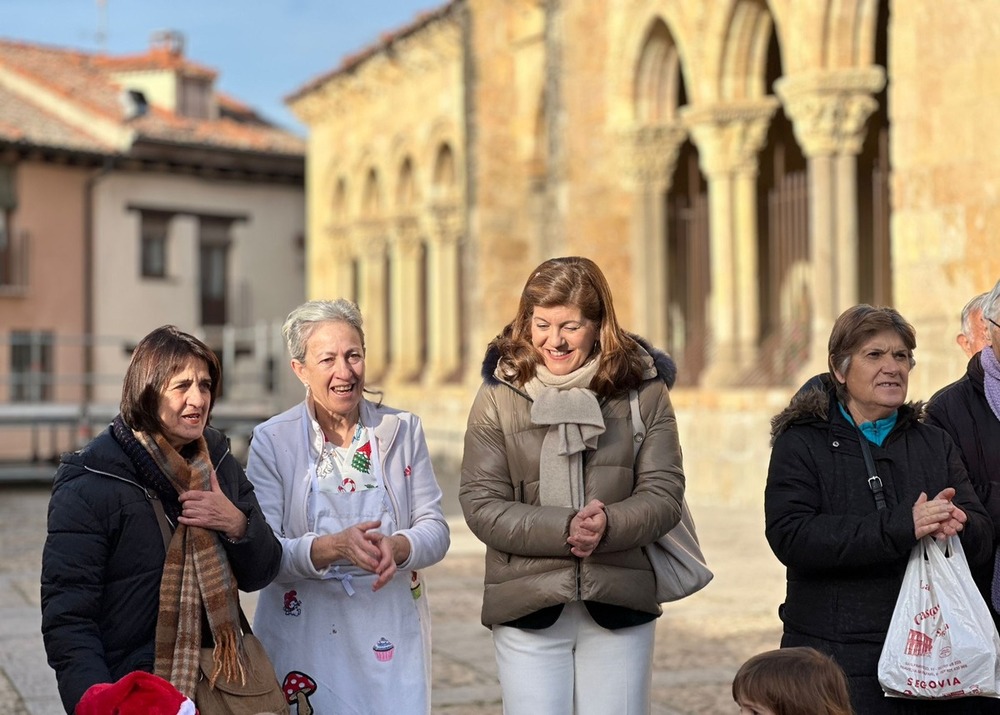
<box><xmin>82</xmin><ymin>158</ymin><xmax>115</xmax><ymax>428</ymax></box>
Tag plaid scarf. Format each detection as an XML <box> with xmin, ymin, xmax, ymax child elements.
<box><xmin>133</xmin><ymin>429</ymin><xmax>246</xmax><ymax>698</ymax></box>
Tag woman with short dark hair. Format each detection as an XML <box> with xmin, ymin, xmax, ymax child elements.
<box><xmin>41</xmin><ymin>325</ymin><xmax>281</xmax><ymax>714</ymax></box>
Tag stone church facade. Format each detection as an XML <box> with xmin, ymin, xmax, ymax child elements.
<box><xmin>288</xmin><ymin>0</ymin><xmax>1000</xmax><ymax>504</ymax></box>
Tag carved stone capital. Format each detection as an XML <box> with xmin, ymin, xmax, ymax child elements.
<box><xmin>324</xmin><ymin>224</ymin><xmax>353</xmax><ymax>260</ymax></box>
<box><xmin>430</xmin><ymin>202</ymin><xmax>462</xmax><ymax>243</ymax></box>
<box><xmin>775</xmin><ymin>67</ymin><xmax>886</xmax><ymax>157</ymax></box>
<box><xmin>354</xmin><ymin>219</ymin><xmax>387</xmax><ymax>255</ymax></box>
<box><xmin>682</xmin><ymin>98</ymin><xmax>779</xmax><ymax>177</ymax></box>
<box><xmin>393</xmin><ymin>215</ymin><xmax>423</xmax><ymax>256</ymax></box>
<box><xmin>623</xmin><ymin>122</ymin><xmax>688</xmax><ymax>187</ymax></box>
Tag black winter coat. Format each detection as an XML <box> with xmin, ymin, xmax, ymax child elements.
<box><xmin>40</xmin><ymin>423</ymin><xmax>282</xmax><ymax>714</ymax></box>
<box><xmin>765</xmin><ymin>378</ymin><xmax>991</xmax><ymax>697</ymax></box>
<box><xmin>925</xmin><ymin>352</ymin><xmax>1000</xmax><ymax>625</ymax></box>
<box><xmin>925</xmin><ymin>353</ymin><xmax>1000</xmax><ymax>536</ymax></box>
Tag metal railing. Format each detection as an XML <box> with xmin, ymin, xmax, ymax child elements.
<box><xmin>0</xmin><ymin>325</ymin><xmax>296</xmax><ymax>464</ymax></box>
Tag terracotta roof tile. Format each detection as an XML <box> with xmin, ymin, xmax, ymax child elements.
<box><xmin>0</xmin><ymin>37</ymin><xmax>303</xmax><ymax>157</ymax></box>
<box><xmin>0</xmin><ymin>84</ymin><xmax>112</xmax><ymax>153</ymax></box>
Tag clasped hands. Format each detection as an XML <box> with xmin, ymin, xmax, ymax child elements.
<box><xmin>568</xmin><ymin>498</ymin><xmax>607</xmax><ymax>558</ymax></box>
<box><xmin>912</xmin><ymin>487</ymin><xmax>967</xmax><ymax>541</ymax></box>
<box><xmin>312</xmin><ymin>521</ymin><xmax>410</xmax><ymax>592</ymax></box>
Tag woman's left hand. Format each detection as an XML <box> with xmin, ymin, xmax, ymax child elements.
<box><xmin>568</xmin><ymin>499</ymin><xmax>607</xmax><ymax>558</ymax></box>
<box><xmin>178</xmin><ymin>469</ymin><xmax>246</xmax><ymax>541</ymax></box>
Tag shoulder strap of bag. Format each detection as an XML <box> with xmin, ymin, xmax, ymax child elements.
<box><xmin>629</xmin><ymin>388</ymin><xmax>645</xmax><ymax>461</ymax></box>
<box><xmin>855</xmin><ymin>429</ymin><xmax>887</xmax><ymax>511</ymax></box>
<box><xmin>149</xmin><ymin>493</ymin><xmax>254</xmax><ymax>634</ymax></box>
<box><xmin>149</xmin><ymin>494</ymin><xmax>174</xmax><ymax>553</ymax></box>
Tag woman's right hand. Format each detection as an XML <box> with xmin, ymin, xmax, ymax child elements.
<box><xmin>310</xmin><ymin>520</ymin><xmax>384</xmax><ymax>571</ymax></box>
<box><xmin>912</xmin><ymin>488</ymin><xmax>967</xmax><ymax>540</ymax></box>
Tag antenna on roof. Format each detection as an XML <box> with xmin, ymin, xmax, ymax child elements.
<box><xmin>95</xmin><ymin>0</ymin><xmax>108</xmax><ymax>53</ymax></box>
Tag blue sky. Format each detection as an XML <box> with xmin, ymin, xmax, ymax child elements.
<box><xmin>0</xmin><ymin>0</ymin><xmax>445</xmax><ymax>135</ymax></box>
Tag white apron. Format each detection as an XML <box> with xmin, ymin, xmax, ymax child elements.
<box><xmin>255</xmin><ymin>433</ymin><xmax>430</xmax><ymax>715</ymax></box>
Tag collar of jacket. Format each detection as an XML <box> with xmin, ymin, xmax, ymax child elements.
<box><xmin>769</xmin><ymin>373</ymin><xmax>923</xmax><ymax>446</ymax></box>
<box><xmin>479</xmin><ymin>332</ymin><xmax>677</xmax><ymax>390</ymax></box>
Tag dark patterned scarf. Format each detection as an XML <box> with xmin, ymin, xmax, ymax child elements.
<box><xmin>116</xmin><ymin>417</ymin><xmax>245</xmax><ymax>697</ymax></box>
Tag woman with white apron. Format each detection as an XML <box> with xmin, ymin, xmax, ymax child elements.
<box><xmin>248</xmin><ymin>300</ymin><xmax>450</xmax><ymax>715</ymax></box>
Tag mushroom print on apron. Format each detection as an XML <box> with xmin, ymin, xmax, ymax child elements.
<box><xmin>261</xmin><ymin>423</ymin><xmax>430</xmax><ymax>715</ymax></box>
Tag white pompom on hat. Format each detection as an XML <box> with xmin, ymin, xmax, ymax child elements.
<box><xmin>76</xmin><ymin>671</ymin><xmax>196</xmax><ymax>715</ymax></box>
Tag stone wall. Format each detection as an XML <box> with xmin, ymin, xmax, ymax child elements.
<box><xmin>292</xmin><ymin>0</ymin><xmax>1000</xmax><ymax>506</ymax></box>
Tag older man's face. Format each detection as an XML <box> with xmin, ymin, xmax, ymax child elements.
<box><xmin>958</xmin><ymin>307</ymin><xmax>991</xmax><ymax>358</ymax></box>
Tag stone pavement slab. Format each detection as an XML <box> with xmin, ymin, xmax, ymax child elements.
<box><xmin>0</xmin><ymin>483</ymin><xmax>783</xmax><ymax>714</ymax></box>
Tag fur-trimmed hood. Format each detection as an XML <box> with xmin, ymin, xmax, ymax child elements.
<box><xmin>479</xmin><ymin>333</ymin><xmax>677</xmax><ymax>390</ymax></box>
<box><xmin>769</xmin><ymin>372</ymin><xmax>925</xmax><ymax>445</ymax></box>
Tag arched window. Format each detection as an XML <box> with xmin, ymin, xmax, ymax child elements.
<box><xmin>755</xmin><ymin>26</ymin><xmax>810</xmax><ymax>383</ymax></box>
<box><xmin>397</xmin><ymin>158</ymin><xmax>416</xmax><ymax>210</ymax></box>
<box><xmin>635</xmin><ymin>20</ymin><xmax>680</xmax><ymax>125</ymax></box>
<box><xmin>362</xmin><ymin>168</ymin><xmax>380</xmax><ymax>217</ymax></box>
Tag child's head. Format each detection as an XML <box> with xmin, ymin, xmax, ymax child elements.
<box><xmin>732</xmin><ymin>647</ymin><xmax>853</xmax><ymax>715</ymax></box>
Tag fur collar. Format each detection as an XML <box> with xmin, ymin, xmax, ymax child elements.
<box><xmin>770</xmin><ymin>373</ymin><xmax>925</xmax><ymax>445</ymax></box>
<box><xmin>480</xmin><ymin>333</ymin><xmax>677</xmax><ymax>390</ymax></box>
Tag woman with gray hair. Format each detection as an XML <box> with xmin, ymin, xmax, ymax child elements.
<box><xmin>247</xmin><ymin>299</ymin><xmax>450</xmax><ymax>714</ymax></box>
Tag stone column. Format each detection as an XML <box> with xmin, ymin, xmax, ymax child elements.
<box><xmin>776</xmin><ymin>67</ymin><xmax>885</xmax><ymax>375</ymax></box>
<box><xmin>390</xmin><ymin>216</ymin><xmax>424</xmax><ymax>381</ymax></box>
<box><xmin>684</xmin><ymin>99</ymin><xmax>778</xmax><ymax>382</ymax></box>
<box><xmin>353</xmin><ymin>222</ymin><xmax>389</xmax><ymax>382</ymax></box>
<box><xmin>428</xmin><ymin>204</ymin><xmax>463</xmax><ymax>382</ymax></box>
<box><xmin>625</xmin><ymin>123</ymin><xmax>687</xmax><ymax>349</ymax></box>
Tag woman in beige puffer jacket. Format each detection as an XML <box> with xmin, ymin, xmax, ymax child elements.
<box><xmin>459</xmin><ymin>256</ymin><xmax>686</xmax><ymax>715</ymax></box>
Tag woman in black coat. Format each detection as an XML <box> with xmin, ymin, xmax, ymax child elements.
<box><xmin>765</xmin><ymin>305</ymin><xmax>993</xmax><ymax>714</ymax></box>
<box><xmin>40</xmin><ymin>326</ymin><xmax>281</xmax><ymax>714</ymax></box>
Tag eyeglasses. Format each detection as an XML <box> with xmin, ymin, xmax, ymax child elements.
<box><xmin>989</xmin><ymin>317</ymin><xmax>1000</xmax><ymax>331</ymax></box>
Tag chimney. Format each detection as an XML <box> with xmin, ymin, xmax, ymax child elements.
<box><xmin>149</xmin><ymin>30</ymin><xmax>184</xmax><ymax>57</ymax></box>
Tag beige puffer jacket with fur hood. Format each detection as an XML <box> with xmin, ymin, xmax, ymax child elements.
<box><xmin>459</xmin><ymin>337</ymin><xmax>685</xmax><ymax>627</ymax></box>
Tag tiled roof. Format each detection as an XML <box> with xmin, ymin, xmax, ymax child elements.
<box><xmin>0</xmin><ymin>84</ymin><xmax>111</xmax><ymax>153</ymax></box>
<box><xmin>0</xmin><ymin>38</ymin><xmax>304</xmax><ymax>158</ymax></box>
<box><xmin>286</xmin><ymin>1</ymin><xmax>455</xmax><ymax>104</ymax></box>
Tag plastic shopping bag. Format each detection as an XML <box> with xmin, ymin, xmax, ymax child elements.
<box><xmin>878</xmin><ymin>536</ymin><xmax>1000</xmax><ymax>699</ymax></box>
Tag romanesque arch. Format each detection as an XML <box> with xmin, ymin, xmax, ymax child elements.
<box><xmin>426</xmin><ymin>139</ymin><xmax>463</xmax><ymax>381</ymax></box>
<box><xmin>773</xmin><ymin>0</ymin><xmax>889</xmax><ymax>371</ymax></box>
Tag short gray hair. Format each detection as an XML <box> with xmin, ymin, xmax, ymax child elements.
<box><xmin>281</xmin><ymin>299</ymin><xmax>365</xmax><ymax>362</ymax></box>
<box><xmin>984</xmin><ymin>280</ymin><xmax>1000</xmax><ymax>325</ymax></box>
<box><xmin>961</xmin><ymin>291</ymin><xmax>991</xmax><ymax>337</ymax></box>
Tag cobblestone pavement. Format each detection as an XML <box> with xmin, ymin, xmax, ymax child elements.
<box><xmin>0</xmin><ymin>481</ymin><xmax>784</xmax><ymax>714</ymax></box>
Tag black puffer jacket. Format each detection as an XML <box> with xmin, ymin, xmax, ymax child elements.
<box><xmin>765</xmin><ymin>376</ymin><xmax>991</xmax><ymax>648</ymax></box>
<box><xmin>40</xmin><ymin>423</ymin><xmax>281</xmax><ymax>714</ymax></box>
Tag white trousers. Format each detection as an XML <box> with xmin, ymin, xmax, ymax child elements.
<box><xmin>492</xmin><ymin>601</ymin><xmax>656</xmax><ymax>715</ymax></box>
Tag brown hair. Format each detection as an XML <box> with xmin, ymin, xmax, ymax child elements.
<box><xmin>120</xmin><ymin>325</ymin><xmax>222</xmax><ymax>435</ymax></box>
<box><xmin>732</xmin><ymin>648</ymin><xmax>854</xmax><ymax>715</ymax></box>
<box><xmin>827</xmin><ymin>304</ymin><xmax>916</xmax><ymax>403</ymax></box>
<box><xmin>490</xmin><ymin>256</ymin><xmax>645</xmax><ymax>397</ymax></box>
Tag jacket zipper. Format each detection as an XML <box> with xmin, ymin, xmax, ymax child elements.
<box><xmin>81</xmin><ymin>445</ymin><xmax>231</xmax><ymax>530</ymax></box>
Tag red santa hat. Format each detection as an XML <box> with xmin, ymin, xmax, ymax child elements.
<box><xmin>76</xmin><ymin>671</ymin><xmax>196</xmax><ymax>715</ymax></box>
